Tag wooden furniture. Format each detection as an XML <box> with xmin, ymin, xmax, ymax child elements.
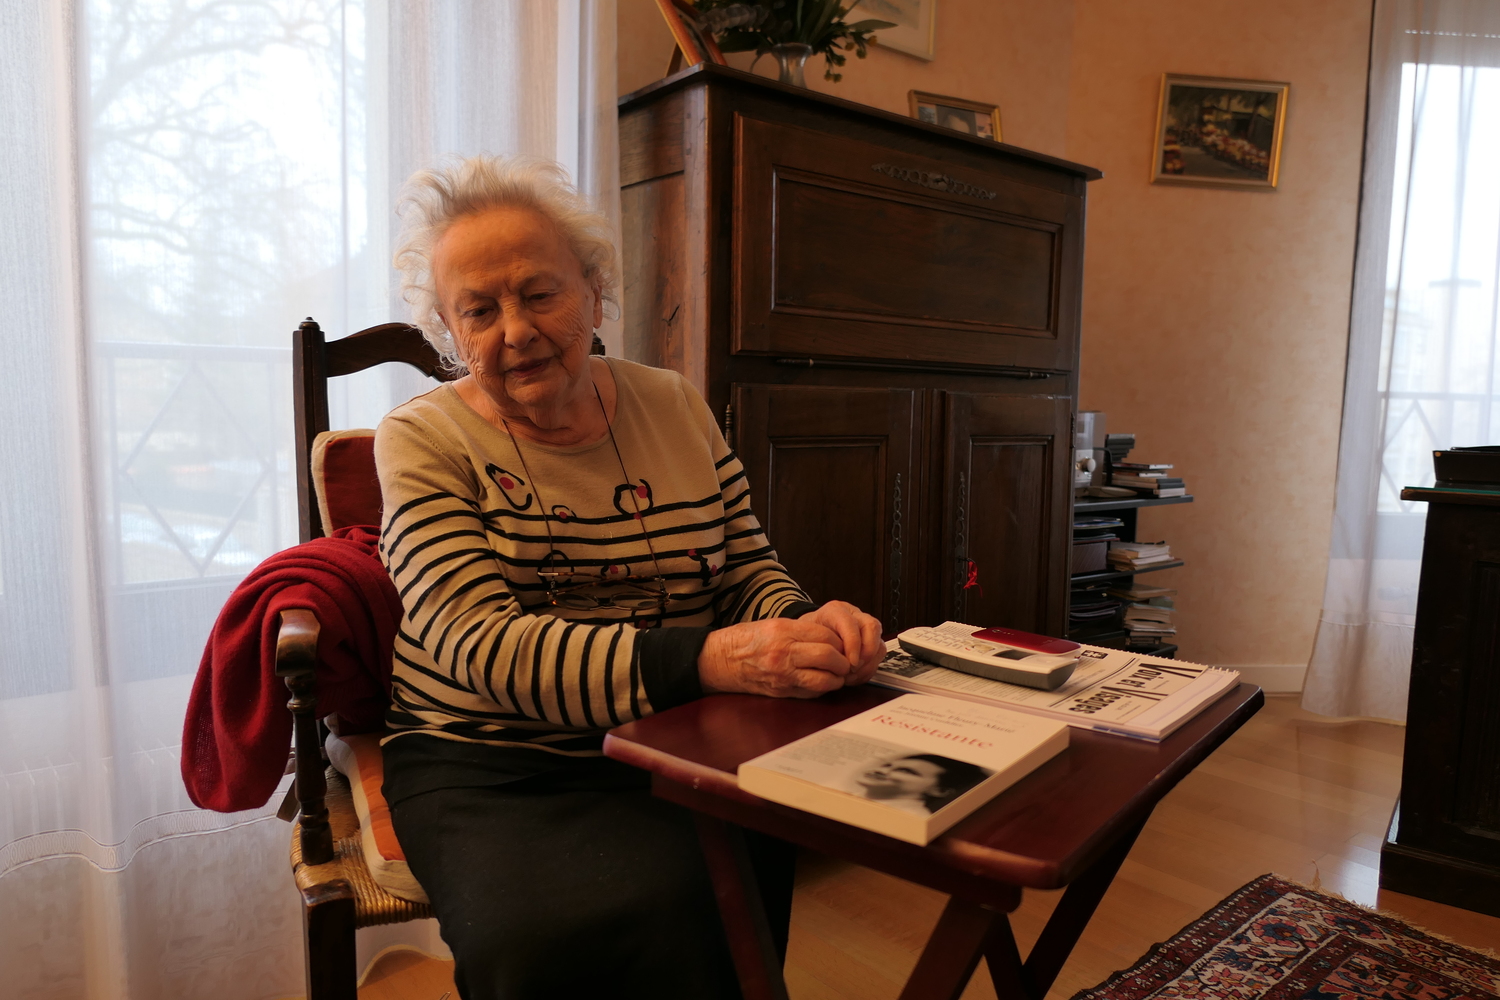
<box><xmin>619</xmin><ymin>64</ymin><xmax>1101</xmax><ymax>638</ymax></box>
<box><xmin>1069</xmin><ymin>494</ymin><xmax>1194</xmax><ymax>655</ymax></box>
<box><xmin>282</xmin><ymin>318</ymin><xmax>454</xmax><ymax>1000</ymax></box>
<box><xmin>605</xmin><ymin>683</ymin><xmax>1264</xmax><ymax>1000</ymax></box>
<box><xmin>1381</xmin><ymin>485</ymin><xmax>1500</xmax><ymax>918</ymax></box>
<box><xmin>282</xmin><ymin>319</ymin><xmax>614</xmax><ymax>996</ymax></box>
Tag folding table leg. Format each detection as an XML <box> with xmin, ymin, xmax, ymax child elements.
<box><xmin>694</xmin><ymin>814</ymin><xmax>791</xmax><ymax>1000</ymax></box>
<box><xmin>898</xmin><ymin>898</ymin><xmax>1013</xmax><ymax>1000</ymax></box>
<box><xmin>983</xmin><ymin>917</ymin><xmax>1036</xmax><ymax>1000</ymax></box>
<box><xmin>1017</xmin><ymin>817</ymin><xmax>1148</xmax><ymax>997</ymax></box>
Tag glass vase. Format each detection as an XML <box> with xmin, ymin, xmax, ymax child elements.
<box><xmin>771</xmin><ymin>43</ymin><xmax>814</xmax><ymax>88</ymax></box>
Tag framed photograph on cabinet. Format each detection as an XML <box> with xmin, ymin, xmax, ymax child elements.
<box><xmin>851</xmin><ymin>0</ymin><xmax>936</xmax><ymax>60</ymax></box>
<box><xmin>654</xmin><ymin>0</ymin><xmax>726</xmax><ymax>70</ymax></box>
<box><xmin>1152</xmin><ymin>74</ymin><xmax>1289</xmax><ymax>189</ymax></box>
<box><xmin>909</xmin><ymin>90</ymin><xmax>1001</xmax><ymax>142</ymax></box>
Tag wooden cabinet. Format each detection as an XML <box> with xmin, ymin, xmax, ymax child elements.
<box><xmin>620</xmin><ymin>64</ymin><xmax>1099</xmax><ymax>638</ymax></box>
<box><xmin>1381</xmin><ymin>487</ymin><xmax>1500</xmax><ymax>917</ymax></box>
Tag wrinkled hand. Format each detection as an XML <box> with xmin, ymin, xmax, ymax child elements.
<box><xmin>698</xmin><ymin>618</ymin><xmax>851</xmax><ymax>698</ymax></box>
<box><xmin>697</xmin><ymin>602</ymin><xmax>885</xmax><ymax>699</ymax></box>
<box><xmin>798</xmin><ymin>600</ymin><xmax>884</xmax><ymax>686</ymax></box>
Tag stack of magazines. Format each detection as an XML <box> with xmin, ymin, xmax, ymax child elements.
<box><xmin>874</xmin><ymin>621</ymin><xmax>1239</xmax><ymax>742</ymax></box>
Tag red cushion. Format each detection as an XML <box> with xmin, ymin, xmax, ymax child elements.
<box><xmin>312</xmin><ymin>430</ymin><xmax>382</xmax><ymax>532</ymax></box>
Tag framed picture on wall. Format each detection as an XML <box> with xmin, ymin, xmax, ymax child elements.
<box><xmin>850</xmin><ymin>0</ymin><xmax>936</xmax><ymax>60</ymax></box>
<box><xmin>1152</xmin><ymin>74</ymin><xmax>1289</xmax><ymax>189</ymax></box>
<box><xmin>909</xmin><ymin>90</ymin><xmax>1001</xmax><ymax>142</ymax></box>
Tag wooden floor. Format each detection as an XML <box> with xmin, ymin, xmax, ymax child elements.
<box><xmin>356</xmin><ymin>695</ymin><xmax>1500</xmax><ymax>1000</ymax></box>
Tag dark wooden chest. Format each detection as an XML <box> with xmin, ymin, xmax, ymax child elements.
<box><xmin>619</xmin><ymin>64</ymin><xmax>1100</xmax><ymax>636</ymax></box>
<box><xmin>1382</xmin><ymin>486</ymin><xmax>1500</xmax><ymax>916</ymax></box>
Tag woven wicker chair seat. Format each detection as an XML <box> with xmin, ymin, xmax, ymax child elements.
<box><xmin>289</xmin><ymin>768</ymin><xmax>433</xmax><ymax>928</ymax></box>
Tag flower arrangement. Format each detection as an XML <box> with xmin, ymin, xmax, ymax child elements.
<box><xmin>693</xmin><ymin>1</ymin><xmax>895</xmax><ymax>83</ymax></box>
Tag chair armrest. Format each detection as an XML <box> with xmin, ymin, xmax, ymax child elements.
<box><xmin>277</xmin><ymin>608</ymin><xmax>334</xmax><ymax>865</ymax></box>
<box><xmin>276</xmin><ymin>608</ymin><xmax>321</xmax><ymax>677</ymax></box>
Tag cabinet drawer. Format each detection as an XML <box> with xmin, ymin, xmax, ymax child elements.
<box><xmin>733</xmin><ymin>115</ymin><xmax>1082</xmax><ymax>371</ymax></box>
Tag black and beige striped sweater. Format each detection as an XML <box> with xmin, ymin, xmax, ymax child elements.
<box><xmin>375</xmin><ymin>359</ymin><xmax>814</xmax><ymax>754</ymax></box>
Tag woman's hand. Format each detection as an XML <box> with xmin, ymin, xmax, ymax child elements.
<box><xmin>798</xmin><ymin>600</ymin><xmax>885</xmax><ymax>685</ymax></box>
<box><xmin>697</xmin><ymin>602</ymin><xmax>885</xmax><ymax>698</ymax></box>
<box><xmin>698</xmin><ymin>618</ymin><xmax>850</xmax><ymax>698</ymax></box>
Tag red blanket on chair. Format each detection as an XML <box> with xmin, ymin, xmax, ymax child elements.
<box><xmin>181</xmin><ymin>525</ymin><xmax>401</xmax><ymax>813</ymax></box>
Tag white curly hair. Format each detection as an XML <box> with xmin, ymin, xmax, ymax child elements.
<box><xmin>393</xmin><ymin>155</ymin><xmax>619</xmax><ymax>370</ymax></box>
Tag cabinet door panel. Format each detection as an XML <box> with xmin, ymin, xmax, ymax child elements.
<box><xmin>942</xmin><ymin>393</ymin><xmax>1071</xmax><ymax>635</ymax></box>
<box><xmin>733</xmin><ymin>115</ymin><xmax>1082</xmax><ymax>371</ymax></box>
<box><xmin>733</xmin><ymin>384</ymin><xmax>920</xmax><ymax>632</ymax></box>
<box><xmin>774</xmin><ymin>175</ymin><xmax>1055</xmax><ymax>330</ymax></box>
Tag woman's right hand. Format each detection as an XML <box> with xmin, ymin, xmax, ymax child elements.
<box><xmin>697</xmin><ymin>618</ymin><xmax>853</xmax><ymax>698</ymax></box>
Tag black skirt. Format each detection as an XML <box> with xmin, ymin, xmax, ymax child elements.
<box><xmin>385</xmin><ymin>736</ymin><xmax>795</xmax><ymax>1000</ymax></box>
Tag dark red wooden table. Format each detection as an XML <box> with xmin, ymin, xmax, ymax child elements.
<box><xmin>605</xmin><ymin>682</ymin><xmax>1263</xmax><ymax>1000</ymax></box>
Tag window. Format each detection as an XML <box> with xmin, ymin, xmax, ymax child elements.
<box><xmin>1380</xmin><ymin>62</ymin><xmax>1500</xmax><ymax>515</ymax></box>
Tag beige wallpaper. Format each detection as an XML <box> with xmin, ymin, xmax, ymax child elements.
<box><xmin>616</xmin><ymin>0</ymin><xmax>1373</xmax><ymax>671</ymax></box>
<box><xmin>1064</xmin><ymin>0</ymin><xmax>1369</xmax><ymax>669</ymax></box>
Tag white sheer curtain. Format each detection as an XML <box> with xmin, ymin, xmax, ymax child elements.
<box><xmin>0</xmin><ymin>2</ymin><xmax>616</xmax><ymax>997</ymax></box>
<box><xmin>1304</xmin><ymin>0</ymin><xmax>1500</xmax><ymax>722</ymax></box>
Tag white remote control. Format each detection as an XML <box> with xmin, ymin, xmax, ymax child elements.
<box><xmin>897</xmin><ymin>624</ymin><xmax>1081</xmax><ymax>690</ymax></box>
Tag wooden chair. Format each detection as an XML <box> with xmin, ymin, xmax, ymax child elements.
<box><xmin>279</xmin><ymin>317</ymin><xmax>605</xmax><ymax>998</ymax></box>
<box><xmin>279</xmin><ymin>317</ymin><xmax>454</xmax><ymax>1000</ymax></box>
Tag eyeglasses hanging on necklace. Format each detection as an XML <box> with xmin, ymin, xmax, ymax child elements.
<box><xmin>500</xmin><ymin>370</ymin><xmax>686</xmax><ymax>619</ymax></box>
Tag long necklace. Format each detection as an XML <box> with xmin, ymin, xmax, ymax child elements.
<box><xmin>498</xmin><ymin>362</ymin><xmax>673</xmax><ymax>614</ymax></box>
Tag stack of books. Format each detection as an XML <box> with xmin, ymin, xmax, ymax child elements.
<box><xmin>1108</xmin><ymin>583</ymin><xmax>1178</xmax><ymax>646</ymax></box>
<box><xmin>1108</xmin><ymin>582</ymin><xmax>1178</xmax><ymax>602</ymax></box>
<box><xmin>1111</xmin><ymin>462</ymin><xmax>1187</xmax><ymax>498</ymax></box>
<box><xmin>1107</xmin><ymin>540</ymin><xmax>1175</xmax><ymax>570</ymax></box>
<box><xmin>1121</xmin><ymin>600</ymin><xmax>1176</xmax><ymax>643</ymax></box>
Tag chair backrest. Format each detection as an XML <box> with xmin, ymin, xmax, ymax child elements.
<box><xmin>293</xmin><ymin>318</ymin><xmax>455</xmax><ymax>542</ymax></box>
<box><xmin>292</xmin><ymin>317</ymin><xmax>607</xmax><ymax>542</ymax></box>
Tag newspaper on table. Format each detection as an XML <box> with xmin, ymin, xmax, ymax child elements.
<box><xmin>874</xmin><ymin>622</ymin><xmax>1240</xmax><ymax>742</ymax></box>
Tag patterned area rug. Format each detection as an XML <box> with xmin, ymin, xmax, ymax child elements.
<box><xmin>1072</xmin><ymin>874</ymin><xmax>1499</xmax><ymax>1000</ymax></box>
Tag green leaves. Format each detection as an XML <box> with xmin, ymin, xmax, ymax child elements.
<box><xmin>692</xmin><ymin>0</ymin><xmax>895</xmax><ymax>82</ymax></box>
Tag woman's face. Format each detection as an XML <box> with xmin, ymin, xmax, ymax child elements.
<box><xmin>856</xmin><ymin>757</ymin><xmax>945</xmax><ymax>800</ymax></box>
<box><xmin>432</xmin><ymin>205</ymin><xmax>603</xmax><ymax>418</ymax></box>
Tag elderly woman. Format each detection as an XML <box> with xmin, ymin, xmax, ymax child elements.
<box><xmin>376</xmin><ymin>155</ymin><xmax>884</xmax><ymax>1000</ymax></box>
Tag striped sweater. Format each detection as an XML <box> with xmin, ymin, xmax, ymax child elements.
<box><xmin>375</xmin><ymin>359</ymin><xmax>813</xmax><ymax>754</ymax></box>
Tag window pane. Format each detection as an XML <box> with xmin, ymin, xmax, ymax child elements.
<box><xmin>86</xmin><ymin>0</ymin><xmax>367</xmax><ymax>681</ymax></box>
<box><xmin>1381</xmin><ymin>63</ymin><xmax>1500</xmax><ymax>513</ymax></box>
<box><xmin>88</xmin><ymin>0</ymin><xmax>365</xmax><ymax>590</ymax></box>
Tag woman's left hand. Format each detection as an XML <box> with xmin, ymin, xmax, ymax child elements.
<box><xmin>799</xmin><ymin>601</ymin><xmax>884</xmax><ymax>686</ymax></box>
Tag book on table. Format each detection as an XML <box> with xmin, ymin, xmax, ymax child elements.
<box><xmin>738</xmin><ymin>694</ymin><xmax>1069</xmax><ymax>845</ymax></box>
<box><xmin>874</xmin><ymin>622</ymin><xmax>1239</xmax><ymax>741</ymax></box>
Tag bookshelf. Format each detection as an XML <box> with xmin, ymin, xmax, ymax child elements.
<box><xmin>1070</xmin><ymin>494</ymin><xmax>1194</xmax><ymax>655</ymax></box>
